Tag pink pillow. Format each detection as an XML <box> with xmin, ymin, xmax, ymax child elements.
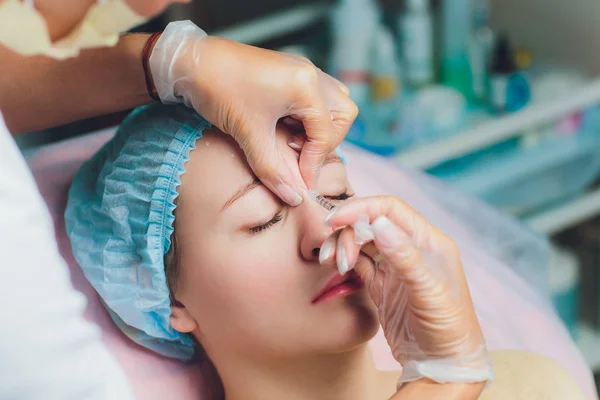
<box><xmin>25</xmin><ymin>129</ymin><xmax>596</xmax><ymax>400</ymax></box>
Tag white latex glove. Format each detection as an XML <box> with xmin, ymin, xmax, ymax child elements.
<box><xmin>149</xmin><ymin>20</ymin><xmax>358</xmax><ymax>206</ymax></box>
<box><xmin>320</xmin><ymin>196</ymin><xmax>495</xmax><ymax>387</ymax></box>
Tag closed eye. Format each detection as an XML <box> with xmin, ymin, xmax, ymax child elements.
<box><xmin>249</xmin><ymin>211</ymin><xmax>284</xmax><ymax>234</ymax></box>
<box><xmin>325</xmin><ymin>192</ymin><xmax>354</xmax><ymax>201</ymax></box>
<box><xmin>248</xmin><ymin>192</ymin><xmax>351</xmax><ymax>234</ymax></box>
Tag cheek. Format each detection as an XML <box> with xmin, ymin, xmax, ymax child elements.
<box><xmin>181</xmin><ymin>237</ymin><xmax>301</xmax><ymax>324</ymax></box>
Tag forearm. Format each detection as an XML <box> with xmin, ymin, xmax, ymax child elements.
<box><xmin>390</xmin><ymin>380</ymin><xmax>485</xmax><ymax>400</ymax></box>
<box><xmin>0</xmin><ymin>34</ymin><xmax>153</xmax><ymax>133</ymax></box>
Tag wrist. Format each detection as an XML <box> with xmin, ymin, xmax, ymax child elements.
<box><xmin>148</xmin><ymin>20</ymin><xmax>208</xmax><ymax>105</ymax></box>
<box><xmin>118</xmin><ymin>33</ymin><xmax>156</xmax><ymax>104</ymax></box>
<box><xmin>142</xmin><ymin>32</ymin><xmax>162</xmax><ymax>102</ymax></box>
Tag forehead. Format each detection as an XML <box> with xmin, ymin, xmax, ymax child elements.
<box><xmin>176</xmin><ymin>125</ymin><xmax>345</xmax><ymax>215</ymax></box>
<box><xmin>178</xmin><ymin>129</ymin><xmax>249</xmax><ymax>212</ymax></box>
<box><xmin>177</xmin><ymin>125</ymin><xmax>301</xmax><ymax>211</ymax></box>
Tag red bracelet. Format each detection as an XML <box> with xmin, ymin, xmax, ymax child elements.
<box><xmin>142</xmin><ymin>32</ymin><xmax>162</xmax><ymax>102</ymax></box>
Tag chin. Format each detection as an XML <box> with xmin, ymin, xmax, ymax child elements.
<box><xmin>318</xmin><ymin>295</ymin><xmax>380</xmax><ymax>352</ymax></box>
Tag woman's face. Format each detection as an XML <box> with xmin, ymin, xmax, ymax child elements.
<box><xmin>170</xmin><ymin>126</ymin><xmax>379</xmax><ymax>363</ymax></box>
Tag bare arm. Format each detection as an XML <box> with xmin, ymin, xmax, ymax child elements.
<box><xmin>390</xmin><ymin>380</ymin><xmax>485</xmax><ymax>400</ymax></box>
<box><xmin>0</xmin><ymin>33</ymin><xmax>153</xmax><ymax>134</ymax></box>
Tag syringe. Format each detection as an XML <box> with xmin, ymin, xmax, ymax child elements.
<box><xmin>307</xmin><ymin>190</ymin><xmax>382</xmax><ymax>266</ymax></box>
<box><xmin>306</xmin><ymin>190</ymin><xmax>336</xmax><ymax>211</ymax></box>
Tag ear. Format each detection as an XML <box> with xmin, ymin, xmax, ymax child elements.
<box><xmin>170</xmin><ymin>303</ymin><xmax>198</xmax><ymax>333</ymax></box>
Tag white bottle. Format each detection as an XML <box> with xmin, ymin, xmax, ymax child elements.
<box><xmin>364</xmin><ymin>25</ymin><xmax>402</xmax><ymax>153</ymax></box>
<box><xmin>400</xmin><ymin>0</ymin><xmax>434</xmax><ymax>89</ymax></box>
<box><xmin>370</xmin><ymin>25</ymin><xmax>400</xmax><ymax>103</ymax></box>
<box><xmin>469</xmin><ymin>0</ymin><xmax>494</xmax><ymax>102</ymax></box>
<box><xmin>330</xmin><ymin>0</ymin><xmax>379</xmax><ymax>107</ymax></box>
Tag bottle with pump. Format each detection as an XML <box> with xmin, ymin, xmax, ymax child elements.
<box><xmin>371</xmin><ymin>25</ymin><xmax>400</xmax><ymax>104</ymax></box>
<box><xmin>489</xmin><ymin>35</ymin><xmax>530</xmax><ymax>113</ymax></box>
<box><xmin>359</xmin><ymin>24</ymin><xmax>402</xmax><ymax>156</ymax></box>
<box><xmin>330</xmin><ymin>0</ymin><xmax>379</xmax><ymax>107</ymax></box>
<box><xmin>441</xmin><ymin>0</ymin><xmax>472</xmax><ymax>96</ymax></box>
<box><xmin>399</xmin><ymin>0</ymin><xmax>434</xmax><ymax>90</ymax></box>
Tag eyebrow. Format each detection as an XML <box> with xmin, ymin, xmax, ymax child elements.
<box><xmin>221</xmin><ymin>177</ymin><xmax>261</xmax><ymax>212</ymax></box>
<box><xmin>220</xmin><ymin>153</ymin><xmax>342</xmax><ymax>212</ymax></box>
<box><xmin>323</xmin><ymin>153</ymin><xmax>343</xmax><ymax>167</ymax></box>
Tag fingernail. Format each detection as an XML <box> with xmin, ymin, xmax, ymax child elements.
<box><xmin>353</xmin><ymin>214</ymin><xmax>373</xmax><ymax>245</ymax></box>
<box><xmin>324</xmin><ymin>208</ymin><xmax>336</xmax><ymax>224</ymax></box>
<box><xmin>277</xmin><ymin>183</ymin><xmax>303</xmax><ymax>206</ymax></box>
<box><xmin>372</xmin><ymin>216</ymin><xmax>402</xmax><ymax>248</ymax></box>
<box><xmin>288</xmin><ymin>141</ymin><xmax>302</xmax><ymax>151</ymax></box>
<box><xmin>337</xmin><ymin>246</ymin><xmax>349</xmax><ymax>275</ymax></box>
<box><xmin>287</xmin><ymin>135</ymin><xmax>303</xmax><ymax>151</ymax></box>
<box><xmin>319</xmin><ymin>237</ymin><xmax>335</xmax><ymax>264</ymax></box>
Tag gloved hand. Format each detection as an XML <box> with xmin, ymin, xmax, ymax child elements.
<box><xmin>320</xmin><ymin>195</ymin><xmax>494</xmax><ymax>386</ymax></box>
<box><xmin>149</xmin><ymin>20</ymin><xmax>358</xmax><ymax>206</ymax></box>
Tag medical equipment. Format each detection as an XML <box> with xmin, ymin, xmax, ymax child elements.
<box><xmin>307</xmin><ymin>190</ymin><xmax>336</xmax><ymax>211</ymax></box>
<box><xmin>0</xmin><ymin>0</ymin><xmax>146</xmax><ymax>59</ymax></box>
<box><xmin>307</xmin><ymin>189</ymin><xmax>381</xmax><ymax>270</ymax></box>
<box><xmin>330</xmin><ymin>0</ymin><xmax>378</xmax><ymax>107</ymax></box>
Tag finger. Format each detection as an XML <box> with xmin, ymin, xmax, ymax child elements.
<box><xmin>353</xmin><ymin>253</ymin><xmax>377</xmax><ymax>289</ymax></box>
<box><xmin>371</xmin><ymin>216</ymin><xmax>467</xmax><ymax>313</ymax></box>
<box><xmin>319</xmin><ymin>70</ymin><xmax>358</xmax><ymax>143</ymax></box>
<box><xmin>325</xmin><ymin>196</ymin><xmax>437</xmax><ymax>252</ymax></box>
<box><xmin>352</xmin><ymin>213</ymin><xmax>373</xmax><ymax>245</ymax></box>
<box><xmin>371</xmin><ymin>216</ymin><xmax>424</xmax><ymax>277</ymax></box>
<box><xmin>369</xmin><ymin>215</ymin><xmax>455</xmax><ymax>317</ymax></box>
<box><xmin>327</xmin><ymin>74</ymin><xmax>350</xmax><ymax>96</ymax></box>
<box><xmin>336</xmin><ymin>226</ymin><xmax>361</xmax><ymax>275</ymax></box>
<box><xmin>319</xmin><ymin>231</ymin><xmax>339</xmax><ymax>265</ymax></box>
<box><xmin>291</xmin><ymin>82</ymin><xmax>336</xmax><ymax>189</ymax></box>
<box><xmin>283</xmin><ymin>53</ymin><xmax>315</xmax><ymax>66</ymax></box>
<box><xmin>330</xmin><ymin>198</ymin><xmax>466</xmax><ymax>296</ymax></box>
<box><xmin>287</xmin><ymin>133</ymin><xmax>307</xmax><ymax>152</ymax></box>
<box><xmin>243</xmin><ymin>128</ymin><xmax>304</xmax><ymax>207</ymax></box>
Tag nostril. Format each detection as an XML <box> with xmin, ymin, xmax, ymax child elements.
<box><xmin>312</xmin><ymin>248</ymin><xmax>320</xmax><ymax>259</ymax></box>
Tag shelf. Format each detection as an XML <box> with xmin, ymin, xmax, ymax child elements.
<box><xmin>524</xmin><ymin>188</ymin><xmax>600</xmax><ymax>235</ymax></box>
<box><xmin>576</xmin><ymin>323</ymin><xmax>600</xmax><ymax>371</ymax></box>
<box><xmin>213</xmin><ymin>3</ymin><xmax>331</xmax><ymax>45</ymax></box>
<box><xmin>396</xmin><ymin>78</ymin><xmax>600</xmax><ymax>170</ymax></box>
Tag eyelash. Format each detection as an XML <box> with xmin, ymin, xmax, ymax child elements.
<box><xmin>327</xmin><ymin>192</ymin><xmax>354</xmax><ymax>202</ymax></box>
<box><xmin>249</xmin><ymin>212</ymin><xmax>283</xmax><ymax>234</ymax></box>
<box><xmin>248</xmin><ymin>191</ymin><xmax>354</xmax><ymax>234</ymax></box>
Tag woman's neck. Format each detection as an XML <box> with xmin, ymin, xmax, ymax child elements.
<box><xmin>217</xmin><ymin>345</ymin><xmax>382</xmax><ymax>400</ymax></box>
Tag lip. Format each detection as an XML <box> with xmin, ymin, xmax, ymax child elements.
<box><xmin>311</xmin><ymin>271</ymin><xmax>364</xmax><ymax>305</ymax></box>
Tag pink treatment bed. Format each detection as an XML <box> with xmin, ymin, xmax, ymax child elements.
<box><xmin>24</xmin><ymin>128</ymin><xmax>597</xmax><ymax>399</ymax></box>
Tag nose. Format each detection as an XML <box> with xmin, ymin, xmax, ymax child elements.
<box><xmin>298</xmin><ymin>198</ymin><xmax>334</xmax><ymax>263</ymax></box>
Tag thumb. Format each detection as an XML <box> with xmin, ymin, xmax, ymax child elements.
<box><xmin>241</xmin><ymin>126</ymin><xmax>304</xmax><ymax>207</ymax></box>
<box><xmin>293</xmin><ymin>97</ymin><xmax>336</xmax><ymax>190</ymax></box>
<box><xmin>370</xmin><ymin>216</ymin><xmax>463</xmax><ymax>324</ymax></box>
<box><xmin>370</xmin><ymin>216</ymin><xmax>442</xmax><ymax>301</ymax></box>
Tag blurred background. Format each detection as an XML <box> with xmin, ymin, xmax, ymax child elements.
<box><xmin>15</xmin><ymin>0</ymin><xmax>600</xmax><ymax>392</ymax></box>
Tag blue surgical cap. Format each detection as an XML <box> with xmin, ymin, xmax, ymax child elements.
<box><xmin>65</xmin><ymin>104</ymin><xmax>210</xmax><ymax>360</ymax></box>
